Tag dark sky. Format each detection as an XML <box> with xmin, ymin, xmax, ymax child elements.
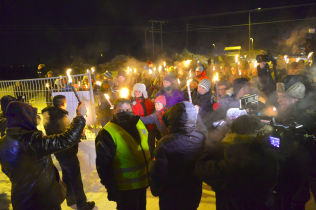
<box><xmin>0</xmin><ymin>0</ymin><xmax>316</xmax><ymax>66</ymax></box>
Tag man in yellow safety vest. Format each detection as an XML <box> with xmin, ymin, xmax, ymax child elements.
<box><xmin>95</xmin><ymin>98</ymin><xmax>151</xmax><ymax>210</ymax></box>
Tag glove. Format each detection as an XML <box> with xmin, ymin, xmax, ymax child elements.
<box><xmin>76</xmin><ymin>102</ymin><xmax>87</xmax><ymax>116</ymax></box>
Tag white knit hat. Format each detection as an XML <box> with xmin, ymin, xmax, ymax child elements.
<box><xmin>132</xmin><ymin>83</ymin><xmax>148</xmax><ymax>98</ymax></box>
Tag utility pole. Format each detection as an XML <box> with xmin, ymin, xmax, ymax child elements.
<box><xmin>151</xmin><ymin>21</ymin><xmax>155</xmax><ymax>57</ymax></box>
<box><xmin>149</xmin><ymin>20</ymin><xmax>167</xmax><ymax>57</ymax></box>
<box><xmin>248</xmin><ymin>12</ymin><xmax>251</xmax><ymax>55</ymax></box>
<box><xmin>186</xmin><ymin>24</ymin><xmax>189</xmax><ymax>49</ymax></box>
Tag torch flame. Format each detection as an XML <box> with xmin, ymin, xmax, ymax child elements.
<box><xmin>213</xmin><ymin>72</ymin><xmax>219</xmax><ymax>83</ymax></box>
<box><xmin>96</xmin><ymin>81</ymin><xmax>102</xmax><ymax>86</ymax></box>
<box><xmin>91</xmin><ymin>67</ymin><xmax>95</xmax><ymax>73</ymax></box>
<box><xmin>308</xmin><ymin>52</ymin><xmax>314</xmax><ymax>59</ymax></box>
<box><xmin>187</xmin><ymin>79</ymin><xmax>192</xmax><ymax>86</ymax></box>
<box><xmin>45</xmin><ymin>83</ymin><xmax>49</xmax><ymax>88</ymax></box>
<box><xmin>104</xmin><ymin>93</ymin><xmax>110</xmax><ymax>100</ymax></box>
<box><xmin>158</xmin><ymin>66</ymin><xmax>162</xmax><ymax>72</ymax></box>
<box><xmin>66</xmin><ymin>68</ymin><xmax>73</xmax><ymax>83</ymax></box>
<box><xmin>183</xmin><ymin>60</ymin><xmax>192</xmax><ymax>68</ymax></box>
<box><xmin>163</xmin><ymin>61</ymin><xmax>166</xmax><ymax>67</ymax></box>
<box><xmin>149</xmin><ymin>69</ymin><xmax>153</xmax><ymax>74</ymax></box>
<box><xmin>134</xmin><ymin>68</ymin><xmax>136</xmax><ymax>73</ymax></box>
<box><xmin>177</xmin><ymin>78</ymin><xmax>181</xmax><ymax>85</ymax></box>
<box><xmin>189</xmin><ymin>70</ymin><xmax>192</xmax><ymax>78</ymax></box>
<box><xmin>235</xmin><ymin>55</ymin><xmax>239</xmax><ymax>63</ymax></box>
<box><xmin>119</xmin><ymin>87</ymin><xmax>130</xmax><ymax>99</ymax></box>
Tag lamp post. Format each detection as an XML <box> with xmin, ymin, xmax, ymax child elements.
<box><xmin>248</xmin><ymin>8</ymin><xmax>261</xmax><ymax>55</ymax></box>
<box><xmin>250</xmin><ymin>38</ymin><xmax>254</xmax><ymax>51</ymax></box>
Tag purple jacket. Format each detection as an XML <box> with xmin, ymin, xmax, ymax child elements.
<box><xmin>156</xmin><ymin>89</ymin><xmax>185</xmax><ymax>108</ymax></box>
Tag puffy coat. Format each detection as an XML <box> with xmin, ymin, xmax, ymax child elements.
<box><xmin>191</xmin><ymin>88</ymin><xmax>213</xmax><ymax>117</ymax></box>
<box><xmin>156</xmin><ymin>88</ymin><xmax>185</xmax><ymax>108</ymax></box>
<box><xmin>195</xmin><ymin>133</ymin><xmax>278</xmax><ymax>210</ymax></box>
<box><xmin>132</xmin><ymin>97</ymin><xmax>154</xmax><ymax>117</ymax></box>
<box><xmin>140</xmin><ymin>108</ymin><xmax>168</xmax><ymax>137</ymax></box>
<box><xmin>0</xmin><ymin>102</ymin><xmax>85</xmax><ymax>210</ymax></box>
<box><xmin>150</xmin><ymin>102</ymin><xmax>205</xmax><ymax>210</ymax></box>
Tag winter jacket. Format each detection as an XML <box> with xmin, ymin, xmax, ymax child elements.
<box><xmin>156</xmin><ymin>88</ymin><xmax>185</xmax><ymax>108</ymax></box>
<box><xmin>42</xmin><ymin>106</ymin><xmax>78</xmax><ymax>157</ymax></box>
<box><xmin>195</xmin><ymin>133</ymin><xmax>278</xmax><ymax>210</ymax></box>
<box><xmin>140</xmin><ymin>109</ymin><xmax>168</xmax><ymax>137</ymax></box>
<box><xmin>95</xmin><ymin>113</ymin><xmax>150</xmax><ymax>201</ymax></box>
<box><xmin>0</xmin><ymin>115</ymin><xmax>6</xmax><ymax>137</ymax></box>
<box><xmin>191</xmin><ymin>89</ymin><xmax>213</xmax><ymax>117</ymax></box>
<box><xmin>196</xmin><ymin>70</ymin><xmax>209</xmax><ymax>82</ymax></box>
<box><xmin>150</xmin><ymin>102</ymin><xmax>205</xmax><ymax>210</ymax></box>
<box><xmin>0</xmin><ymin>102</ymin><xmax>85</xmax><ymax>210</ymax></box>
<box><xmin>42</xmin><ymin>106</ymin><xmax>70</xmax><ymax>135</ymax></box>
<box><xmin>132</xmin><ymin>97</ymin><xmax>154</xmax><ymax>117</ymax></box>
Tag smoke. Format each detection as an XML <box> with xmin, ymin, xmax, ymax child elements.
<box><xmin>278</xmin><ymin>26</ymin><xmax>309</xmax><ymax>54</ymax></box>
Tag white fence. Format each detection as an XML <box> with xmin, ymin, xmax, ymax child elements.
<box><xmin>0</xmin><ymin>72</ymin><xmax>96</xmax><ymax>126</ymax></box>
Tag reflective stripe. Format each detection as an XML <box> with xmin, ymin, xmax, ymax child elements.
<box><xmin>114</xmin><ymin>163</ymin><xmax>147</xmax><ymax>174</ymax></box>
<box><xmin>118</xmin><ymin>175</ymin><xmax>148</xmax><ymax>184</ymax></box>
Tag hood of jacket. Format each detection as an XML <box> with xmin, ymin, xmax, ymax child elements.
<box><xmin>163</xmin><ymin>101</ymin><xmax>197</xmax><ymax>134</ymax></box>
<box><xmin>6</xmin><ymin>102</ymin><xmax>37</xmax><ymax>131</ymax></box>
<box><xmin>1</xmin><ymin>95</ymin><xmax>16</xmax><ymax>114</ymax></box>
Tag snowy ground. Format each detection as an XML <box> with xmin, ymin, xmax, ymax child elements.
<box><xmin>1</xmin><ymin>135</ymin><xmax>316</xmax><ymax>210</ymax></box>
<box><xmin>0</xmin><ymin>134</ymin><xmax>216</xmax><ymax>210</ymax></box>
<box><xmin>0</xmin><ymin>92</ymin><xmax>315</xmax><ymax>209</ymax></box>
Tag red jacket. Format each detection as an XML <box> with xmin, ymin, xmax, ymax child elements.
<box><xmin>132</xmin><ymin>98</ymin><xmax>154</xmax><ymax>130</ymax></box>
<box><xmin>132</xmin><ymin>98</ymin><xmax>154</xmax><ymax>117</ymax></box>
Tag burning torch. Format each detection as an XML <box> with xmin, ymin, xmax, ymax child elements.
<box><xmin>187</xmin><ymin>79</ymin><xmax>192</xmax><ymax>103</ymax></box>
<box><xmin>66</xmin><ymin>69</ymin><xmax>81</xmax><ymax>104</ymax></box>
<box><xmin>104</xmin><ymin>94</ymin><xmax>114</xmax><ymax>109</ymax></box>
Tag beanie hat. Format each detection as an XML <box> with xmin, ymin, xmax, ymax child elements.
<box><xmin>155</xmin><ymin>95</ymin><xmax>166</xmax><ymax>106</ymax></box>
<box><xmin>163</xmin><ymin>74</ymin><xmax>176</xmax><ymax>83</ymax></box>
<box><xmin>286</xmin><ymin>82</ymin><xmax>305</xmax><ymax>99</ymax></box>
<box><xmin>132</xmin><ymin>83</ymin><xmax>148</xmax><ymax>99</ymax></box>
<box><xmin>104</xmin><ymin>71</ymin><xmax>113</xmax><ymax>79</ymax></box>
<box><xmin>198</xmin><ymin>79</ymin><xmax>211</xmax><ymax>92</ymax></box>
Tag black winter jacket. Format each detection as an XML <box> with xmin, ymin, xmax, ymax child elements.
<box><xmin>41</xmin><ymin>106</ymin><xmax>78</xmax><ymax>157</ymax></box>
<box><xmin>0</xmin><ymin>102</ymin><xmax>85</xmax><ymax>210</ymax></box>
<box><xmin>150</xmin><ymin>102</ymin><xmax>205</xmax><ymax>210</ymax></box>
<box><xmin>195</xmin><ymin>133</ymin><xmax>278</xmax><ymax>210</ymax></box>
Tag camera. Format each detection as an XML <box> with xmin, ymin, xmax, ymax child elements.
<box><xmin>239</xmin><ymin>94</ymin><xmax>259</xmax><ymax>114</ymax></box>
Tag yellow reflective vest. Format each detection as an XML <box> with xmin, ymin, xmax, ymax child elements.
<box><xmin>103</xmin><ymin>119</ymin><xmax>150</xmax><ymax>190</ymax></box>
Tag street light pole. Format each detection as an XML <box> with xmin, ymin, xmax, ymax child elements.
<box><xmin>248</xmin><ymin>12</ymin><xmax>251</xmax><ymax>55</ymax></box>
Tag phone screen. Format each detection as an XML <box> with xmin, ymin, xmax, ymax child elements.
<box><xmin>269</xmin><ymin>136</ymin><xmax>280</xmax><ymax>148</ymax></box>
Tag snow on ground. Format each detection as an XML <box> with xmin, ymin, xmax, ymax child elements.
<box><xmin>0</xmin><ymin>93</ymin><xmax>315</xmax><ymax>209</ymax></box>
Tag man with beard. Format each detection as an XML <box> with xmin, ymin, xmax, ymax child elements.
<box><xmin>95</xmin><ymin>99</ymin><xmax>151</xmax><ymax>210</ymax></box>
<box><xmin>156</xmin><ymin>74</ymin><xmax>185</xmax><ymax>108</ymax></box>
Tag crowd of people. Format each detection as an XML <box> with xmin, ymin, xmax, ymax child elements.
<box><xmin>0</xmin><ymin>53</ymin><xmax>316</xmax><ymax>210</ymax></box>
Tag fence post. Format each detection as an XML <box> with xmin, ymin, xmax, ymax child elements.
<box><xmin>87</xmin><ymin>71</ymin><xmax>97</xmax><ymax>135</ymax></box>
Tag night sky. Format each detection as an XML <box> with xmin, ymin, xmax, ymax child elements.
<box><xmin>0</xmin><ymin>0</ymin><xmax>316</xmax><ymax>66</ymax></box>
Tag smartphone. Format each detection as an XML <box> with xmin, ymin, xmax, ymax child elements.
<box><xmin>269</xmin><ymin>136</ymin><xmax>280</xmax><ymax>148</ymax></box>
